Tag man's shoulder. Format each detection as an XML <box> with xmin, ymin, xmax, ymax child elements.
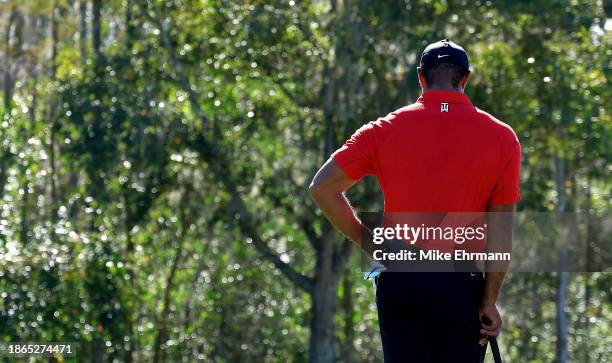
<box><xmin>388</xmin><ymin>102</ymin><xmax>426</xmax><ymax>120</ymax></box>
<box><xmin>368</xmin><ymin>103</ymin><xmax>424</xmax><ymax>128</ymax></box>
<box><xmin>359</xmin><ymin>105</ymin><xmax>417</xmax><ymax>130</ymax></box>
<box><xmin>393</xmin><ymin>102</ymin><xmax>426</xmax><ymax>114</ymax></box>
<box><xmin>474</xmin><ymin>107</ymin><xmax>519</xmax><ymax>144</ymax></box>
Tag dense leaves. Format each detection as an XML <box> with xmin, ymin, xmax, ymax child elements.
<box><xmin>0</xmin><ymin>0</ymin><xmax>610</xmax><ymax>362</ymax></box>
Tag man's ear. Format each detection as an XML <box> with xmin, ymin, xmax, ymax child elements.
<box><xmin>417</xmin><ymin>67</ymin><xmax>426</xmax><ymax>89</ymax></box>
<box><xmin>460</xmin><ymin>70</ymin><xmax>471</xmax><ymax>91</ymax></box>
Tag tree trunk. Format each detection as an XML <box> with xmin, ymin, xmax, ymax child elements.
<box><xmin>125</xmin><ymin>0</ymin><xmax>135</xmax><ymax>50</ymax></box>
<box><xmin>153</xmin><ymin>188</ymin><xmax>190</xmax><ymax>363</ymax></box>
<box><xmin>92</xmin><ymin>0</ymin><xmax>101</xmax><ymax>58</ymax></box>
<box><xmin>48</xmin><ymin>0</ymin><xmax>59</xmax><ymax>231</ymax></box>
<box><xmin>91</xmin><ymin>340</ymin><xmax>104</xmax><ymax>363</ymax></box>
<box><xmin>122</xmin><ymin>191</ymin><xmax>135</xmax><ymax>363</ymax></box>
<box><xmin>79</xmin><ymin>0</ymin><xmax>88</xmax><ymax>60</ymax></box>
<box><xmin>19</xmin><ymin>170</ymin><xmax>30</xmax><ymax>245</ymax></box>
<box><xmin>342</xmin><ymin>261</ymin><xmax>355</xmax><ymax>363</ymax></box>
<box><xmin>0</xmin><ymin>152</ymin><xmax>12</xmax><ymax>201</ymax></box>
<box><xmin>3</xmin><ymin>8</ymin><xmax>21</xmax><ymax>112</ymax></box>
<box><xmin>0</xmin><ymin>6</ymin><xmax>16</xmax><ymax>197</ymax></box>
<box><xmin>50</xmin><ymin>1</ymin><xmax>58</xmax><ymax>78</ymax></box>
<box><xmin>556</xmin><ymin>266</ymin><xmax>569</xmax><ymax>363</ymax></box>
<box><xmin>309</xmin><ymin>229</ymin><xmax>337</xmax><ymax>363</ymax></box>
<box><xmin>583</xmin><ymin>178</ymin><xmax>592</xmax><ymax>363</ymax></box>
<box><xmin>554</xmin><ymin>155</ymin><xmax>568</xmax><ymax>363</ymax></box>
<box><xmin>309</xmin><ymin>284</ymin><xmax>337</xmax><ymax>363</ymax></box>
<box><xmin>308</xmin><ymin>3</ymin><xmax>345</xmax><ymax>360</ymax></box>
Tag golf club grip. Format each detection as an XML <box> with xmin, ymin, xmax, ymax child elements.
<box><xmin>481</xmin><ymin>316</ymin><xmax>502</xmax><ymax>363</ymax></box>
<box><xmin>489</xmin><ymin>337</ymin><xmax>502</xmax><ymax>363</ymax></box>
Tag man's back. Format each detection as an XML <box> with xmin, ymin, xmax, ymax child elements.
<box><xmin>311</xmin><ymin>40</ymin><xmax>518</xmax><ymax>363</ymax></box>
<box><xmin>332</xmin><ymin>90</ymin><xmax>521</xmax><ymax>212</ymax></box>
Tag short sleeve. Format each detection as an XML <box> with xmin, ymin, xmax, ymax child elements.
<box><xmin>331</xmin><ymin>123</ymin><xmax>375</xmax><ymax>180</ymax></box>
<box><xmin>488</xmin><ymin>138</ymin><xmax>522</xmax><ymax>205</ymax></box>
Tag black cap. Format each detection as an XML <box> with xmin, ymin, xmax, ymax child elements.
<box><xmin>419</xmin><ymin>39</ymin><xmax>470</xmax><ymax>72</ymax></box>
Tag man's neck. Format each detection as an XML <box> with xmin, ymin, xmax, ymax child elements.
<box><xmin>422</xmin><ymin>85</ymin><xmax>464</xmax><ymax>93</ymax></box>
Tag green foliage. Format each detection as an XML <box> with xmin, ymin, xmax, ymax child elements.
<box><xmin>0</xmin><ymin>0</ymin><xmax>609</xmax><ymax>362</ymax></box>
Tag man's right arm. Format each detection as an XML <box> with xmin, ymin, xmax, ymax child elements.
<box><xmin>308</xmin><ymin>158</ymin><xmax>363</xmax><ymax>245</ymax></box>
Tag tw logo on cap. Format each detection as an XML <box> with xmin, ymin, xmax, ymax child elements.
<box><xmin>441</xmin><ymin>103</ymin><xmax>449</xmax><ymax>112</ymax></box>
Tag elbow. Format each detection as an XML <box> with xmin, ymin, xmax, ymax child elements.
<box><xmin>308</xmin><ymin>180</ymin><xmax>323</xmax><ymax>200</ymax></box>
<box><xmin>309</xmin><ymin>177</ymin><xmax>331</xmax><ymax>202</ymax></box>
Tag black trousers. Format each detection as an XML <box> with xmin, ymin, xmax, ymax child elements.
<box><xmin>376</xmin><ymin>271</ymin><xmax>485</xmax><ymax>363</ymax></box>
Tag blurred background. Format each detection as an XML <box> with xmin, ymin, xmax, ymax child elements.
<box><xmin>0</xmin><ymin>0</ymin><xmax>610</xmax><ymax>362</ymax></box>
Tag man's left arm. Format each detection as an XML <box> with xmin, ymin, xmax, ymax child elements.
<box><xmin>479</xmin><ymin>134</ymin><xmax>522</xmax><ymax>345</ymax></box>
<box><xmin>478</xmin><ymin>201</ymin><xmax>516</xmax><ymax>345</ymax></box>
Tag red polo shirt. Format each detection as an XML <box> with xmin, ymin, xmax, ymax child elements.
<box><xmin>332</xmin><ymin>90</ymin><xmax>521</xmax><ymax>213</ymax></box>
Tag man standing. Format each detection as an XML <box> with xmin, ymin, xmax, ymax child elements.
<box><xmin>309</xmin><ymin>39</ymin><xmax>521</xmax><ymax>362</ymax></box>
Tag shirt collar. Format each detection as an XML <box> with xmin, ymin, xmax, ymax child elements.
<box><xmin>417</xmin><ymin>90</ymin><xmax>473</xmax><ymax>105</ymax></box>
